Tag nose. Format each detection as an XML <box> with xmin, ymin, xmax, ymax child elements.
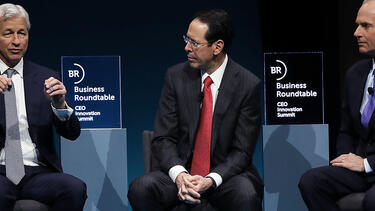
<box><xmin>184</xmin><ymin>42</ymin><xmax>192</xmax><ymax>52</ymax></box>
<box><xmin>12</xmin><ymin>34</ymin><xmax>21</xmax><ymax>45</ymax></box>
<box><xmin>354</xmin><ymin>26</ymin><xmax>361</xmax><ymax>38</ymax></box>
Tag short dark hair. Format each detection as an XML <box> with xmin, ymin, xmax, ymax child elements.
<box><xmin>193</xmin><ymin>9</ymin><xmax>234</xmax><ymax>53</ymax></box>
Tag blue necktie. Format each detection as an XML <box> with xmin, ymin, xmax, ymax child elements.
<box><xmin>362</xmin><ymin>73</ymin><xmax>375</xmax><ymax>128</ymax></box>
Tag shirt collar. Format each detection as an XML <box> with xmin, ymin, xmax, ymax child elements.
<box><xmin>0</xmin><ymin>58</ymin><xmax>24</xmax><ymax>78</ymax></box>
<box><xmin>201</xmin><ymin>54</ymin><xmax>228</xmax><ymax>87</ymax></box>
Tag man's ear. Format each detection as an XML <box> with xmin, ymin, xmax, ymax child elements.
<box><xmin>212</xmin><ymin>39</ymin><xmax>224</xmax><ymax>55</ymax></box>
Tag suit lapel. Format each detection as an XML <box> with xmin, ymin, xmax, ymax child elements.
<box><xmin>211</xmin><ymin>59</ymin><xmax>238</xmax><ymax>152</ymax></box>
<box><xmin>358</xmin><ymin>60</ymin><xmax>375</xmax><ymax>138</ymax></box>
<box><xmin>183</xmin><ymin>65</ymin><xmax>202</xmax><ymax>149</ymax></box>
<box><xmin>23</xmin><ymin>61</ymin><xmax>43</xmax><ymax>132</ymax></box>
<box><xmin>185</xmin><ymin>59</ymin><xmax>238</xmax><ymax>152</ymax></box>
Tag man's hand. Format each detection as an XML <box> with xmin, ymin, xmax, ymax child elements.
<box><xmin>0</xmin><ymin>75</ymin><xmax>12</xmax><ymax>93</ymax></box>
<box><xmin>175</xmin><ymin>172</ymin><xmax>201</xmax><ymax>204</ymax></box>
<box><xmin>187</xmin><ymin>175</ymin><xmax>214</xmax><ymax>193</ymax></box>
<box><xmin>44</xmin><ymin>77</ymin><xmax>67</xmax><ymax>109</ymax></box>
<box><xmin>331</xmin><ymin>153</ymin><xmax>365</xmax><ymax>172</ymax></box>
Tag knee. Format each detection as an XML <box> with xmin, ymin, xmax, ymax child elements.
<box><xmin>222</xmin><ymin>181</ymin><xmax>262</xmax><ymax>211</ymax></box>
<box><xmin>363</xmin><ymin>192</ymin><xmax>375</xmax><ymax>210</ymax></box>
<box><xmin>60</xmin><ymin>176</ymin><xmax>87</xmax><ymax>201</ymax></box>
<box><xmin>298</xmin><ymin>169</ymin><xmax>321</xmax><ymax>193</ymax></box>
<box><xmin>236</xmin><ymin>188</ymin><xmax>262</xmax><ymax>209</ymax></box>
<box><xmin>0</xmin><ymin>184</ymin><xmax>16</xmax><ymax>209</ymax></box>
<box><xmin>128</xmin><ymin>174</ymin><xmax>158</xmax><ymax>201</ymax></box>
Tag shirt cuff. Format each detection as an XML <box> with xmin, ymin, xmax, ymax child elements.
<box><xmin>168</xmin><ymin>165</ymin><xmax>188</xmax><ymax>183</ymax></box>
<box><xmin>51</xmin><ymin>103</ymin><xmax>73</xmax><ymax>121</ymax></box>
<box><xmin>364</xmin><ymin>158</ymin><xmax>373</xmax><ymax>173</ymax></box>
<box><xmin>207</xmin><ymin>172</ymin><xmax>222</xmax><ymax>187</ymax></box>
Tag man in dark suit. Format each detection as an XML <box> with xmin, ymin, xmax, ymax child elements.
<box><xmin>299</xmin><ymin>0</ymin><xmax>375</xmax><ymax>210</ymax></box>
<box><xmin>0</xmin><ymin>3</ymin><xmax>86</xmax><ymax>211</ymax></box>
<box><xmin>128</xmin><ymin>9</ymin><xmax>263</xmax><ymax>211</ymax></box>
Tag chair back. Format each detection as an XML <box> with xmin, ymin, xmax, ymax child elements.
<box><xmin>142</xmin><ymin>130</ymin><xmax>154</xmax><ymax>173</ymax></box>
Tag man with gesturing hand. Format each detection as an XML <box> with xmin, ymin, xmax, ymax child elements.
<box><xmin>0</xmin><ymin>3</ymin><xmax>86</xmax><ymax>211</ymax></box>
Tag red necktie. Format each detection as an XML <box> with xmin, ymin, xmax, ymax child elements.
<box><xmin>191</xmin><ymin>76</ymin><xmax>213</xmax><ymax>176</ymax></box>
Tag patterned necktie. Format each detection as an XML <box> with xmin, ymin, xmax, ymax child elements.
<box><xmin>362</xmin><ymin>73</ymin><xmax>375</xmax><ymax>129</ymax></box>
<box><xmin>4</xmin><ymin>68</ymin><xmax>25</xmax><ymax>184</ymax></box>
<box><xmin>191</xmin><ymin>76</ymin><xmax>213</xmax><ymax>176</ymax></box>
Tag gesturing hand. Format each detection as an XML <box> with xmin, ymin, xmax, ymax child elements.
<box><xmin>44</xmin><ymin>77</ymin><xmax>67</xmax><ymax>109</ymax></box>
<box><xmin>0</xmin><ymin>75</ymin><xmax>12</xmax><ymax>93</ymax></box>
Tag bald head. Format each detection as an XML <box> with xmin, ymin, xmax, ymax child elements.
<box><xmin>364</xmin><ymin>0</ymin><xmax>375</xmax><ymax>4</ymax></box>
<box><xmin>354</xmin><ymin>0</ymin><xmax>375</xmax><ymax>56</ymax></box>
<box><xmin>359</xmin><ymin>0</ymin><xmax>375</xmax><ymax>17</ymax></box>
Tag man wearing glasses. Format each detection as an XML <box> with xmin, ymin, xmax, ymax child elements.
<box><xmin>128</xmin><ymin>9</ymin><xmax>263</xmax><ymax>210</ymax></box>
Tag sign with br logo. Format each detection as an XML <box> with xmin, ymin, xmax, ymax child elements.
<box><xmin>61</xmin><ymin>56</ymin><xmax>122</xmax><ymax>129</ymax></box>
<box><xmin>264</xmin><ymin>52</ymin><xmax>323</xmax><ymax>124</ymax></box>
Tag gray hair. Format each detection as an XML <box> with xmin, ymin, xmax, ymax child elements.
<box><xmin>0</xmin><ymin>3</ymin><xmax>30</xmax><ymax>30</ymax></box>
<box><xmin>363</xmin><ymin>0</ymin><xmax>375</xmax><ymax>4</ymax></box>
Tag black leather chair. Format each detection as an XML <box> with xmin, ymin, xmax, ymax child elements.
<box><xmin>337</xmin><ymin>192</ymin><xmax>365</xmax><ymax>211</ymax></box>
<box><xmin>14</xmin><ymin>200</ymin><xmax>50</xmax><ymax>211</ymax></box>
<box><xmin>142</xmin><ymin>130</ymin><xmax>217</xmax><ymax>211</ymax></box>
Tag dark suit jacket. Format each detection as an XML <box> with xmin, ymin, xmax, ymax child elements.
<box><xmin>337</xmin><ymin>59</ymin><xmax>375</xmax><ymax>183</ymax></box>
<box><xmin>152</xmin><ymin>58</ymin><xmax>263</xmax><ymax>193</ymax></box>
<box><xmin>0</xmin><ymin>60</ymin><xmax>80</xmax><ymax>172</ymax></box>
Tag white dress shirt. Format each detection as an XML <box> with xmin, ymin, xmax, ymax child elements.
<box><xmin>169</xmin><ymin>55</ymin><xmax>228</xmax><ymax>187</ymax></box>
<box><xmin>360</xmin><ymin>59</ymin><xmax>375</xmax><ymax>173</ymax></box>
<box><xmin>0</xmin><ymin>58</ymin><xmax>73</xmax><ymax>166</ymax></box>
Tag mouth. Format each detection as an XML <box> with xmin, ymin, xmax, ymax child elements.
<box><xmin>187</xmin><ymin>56</ymin><xmax>196</xmax><ymax>62</ymax></box>
<box><xmin>9</xmin><ymin>49</ymin><xmax>22</xmax><ymax>54</ymax></box>
<box><xmin>357</xmin><ymin>41</ymin><xmax>366</xmax><ymax>45</ymax></box>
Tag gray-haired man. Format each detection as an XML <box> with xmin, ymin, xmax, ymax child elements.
<box><xmin>0</xmin><ymin>3</ymin><xmax>86</xmax><ymax>211</ymax></box>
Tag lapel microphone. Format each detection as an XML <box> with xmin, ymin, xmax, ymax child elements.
<box><xmin>368</xmin><ymin>87</ymin><xmax>374</xmax><ymax>95</ymax></box>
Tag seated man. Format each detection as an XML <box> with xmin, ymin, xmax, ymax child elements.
<box><xmin>128</xmin><ymin>9</ymin><xmax>263</xmax><ymax>211</ymax></box>
<box><xmin>299</xmin><ymin>0</ymin><xmax>375</xmax><ymax>210</ymax></box>
<box><xmin>0</xmin><ymin>3</ymin><xmax>86</xmax><ymax>211</ymax></box>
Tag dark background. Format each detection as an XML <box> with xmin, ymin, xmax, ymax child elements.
<box><xmin>261</xmin><ymin>0</ymin><xmax>364</xmax><ymax>160</ymax></box>
<box><xmin>4</xmin><ymin>0</ymin><xmax>366</xmax><ymax>203</ymax></box>
<box><xmin>5</xmin><ymin>0</ymin><xmax>263</xmax><ymax>189</ymax></box>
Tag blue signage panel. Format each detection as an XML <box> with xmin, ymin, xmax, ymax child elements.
<box><xmin>61</xmin><ymin>56</ymin><xmax>122</xmax><ymax>129</ymax></box>
<box><xmin>263</xmin><ymin>124</ymin><xmax>328</xmax><ymax>211</ymax></box>
<box><xmin>61</xmin><ymin>129</ymin><xmax>128</xmax><ymax>210</ymax></box>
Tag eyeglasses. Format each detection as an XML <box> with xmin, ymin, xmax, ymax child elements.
<box><xmin>183</xmin><ymin>35</ymin><xmax>210</xmax><ymax>49</ymax></box>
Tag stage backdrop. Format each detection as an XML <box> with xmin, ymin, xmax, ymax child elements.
<box><xmin>6</xmin><ymin>1</ymin><xmax>263</xmax><ymax>209</ymax></box>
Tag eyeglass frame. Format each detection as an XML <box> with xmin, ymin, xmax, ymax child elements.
<box><xmin>183</xmin><ymin>35</ymin><xmax>215</xmax><ymax>49</ymax></box>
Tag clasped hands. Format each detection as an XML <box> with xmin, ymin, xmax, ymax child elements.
<box><xmin>175</xmin><ymin>172</ymin><xmax>213</xmax><ymax>204</ymax></box>
<box><xmin>330</xmin><ymin>152</ymin><xmax>365</xmax><ymax>172</ymax></box>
